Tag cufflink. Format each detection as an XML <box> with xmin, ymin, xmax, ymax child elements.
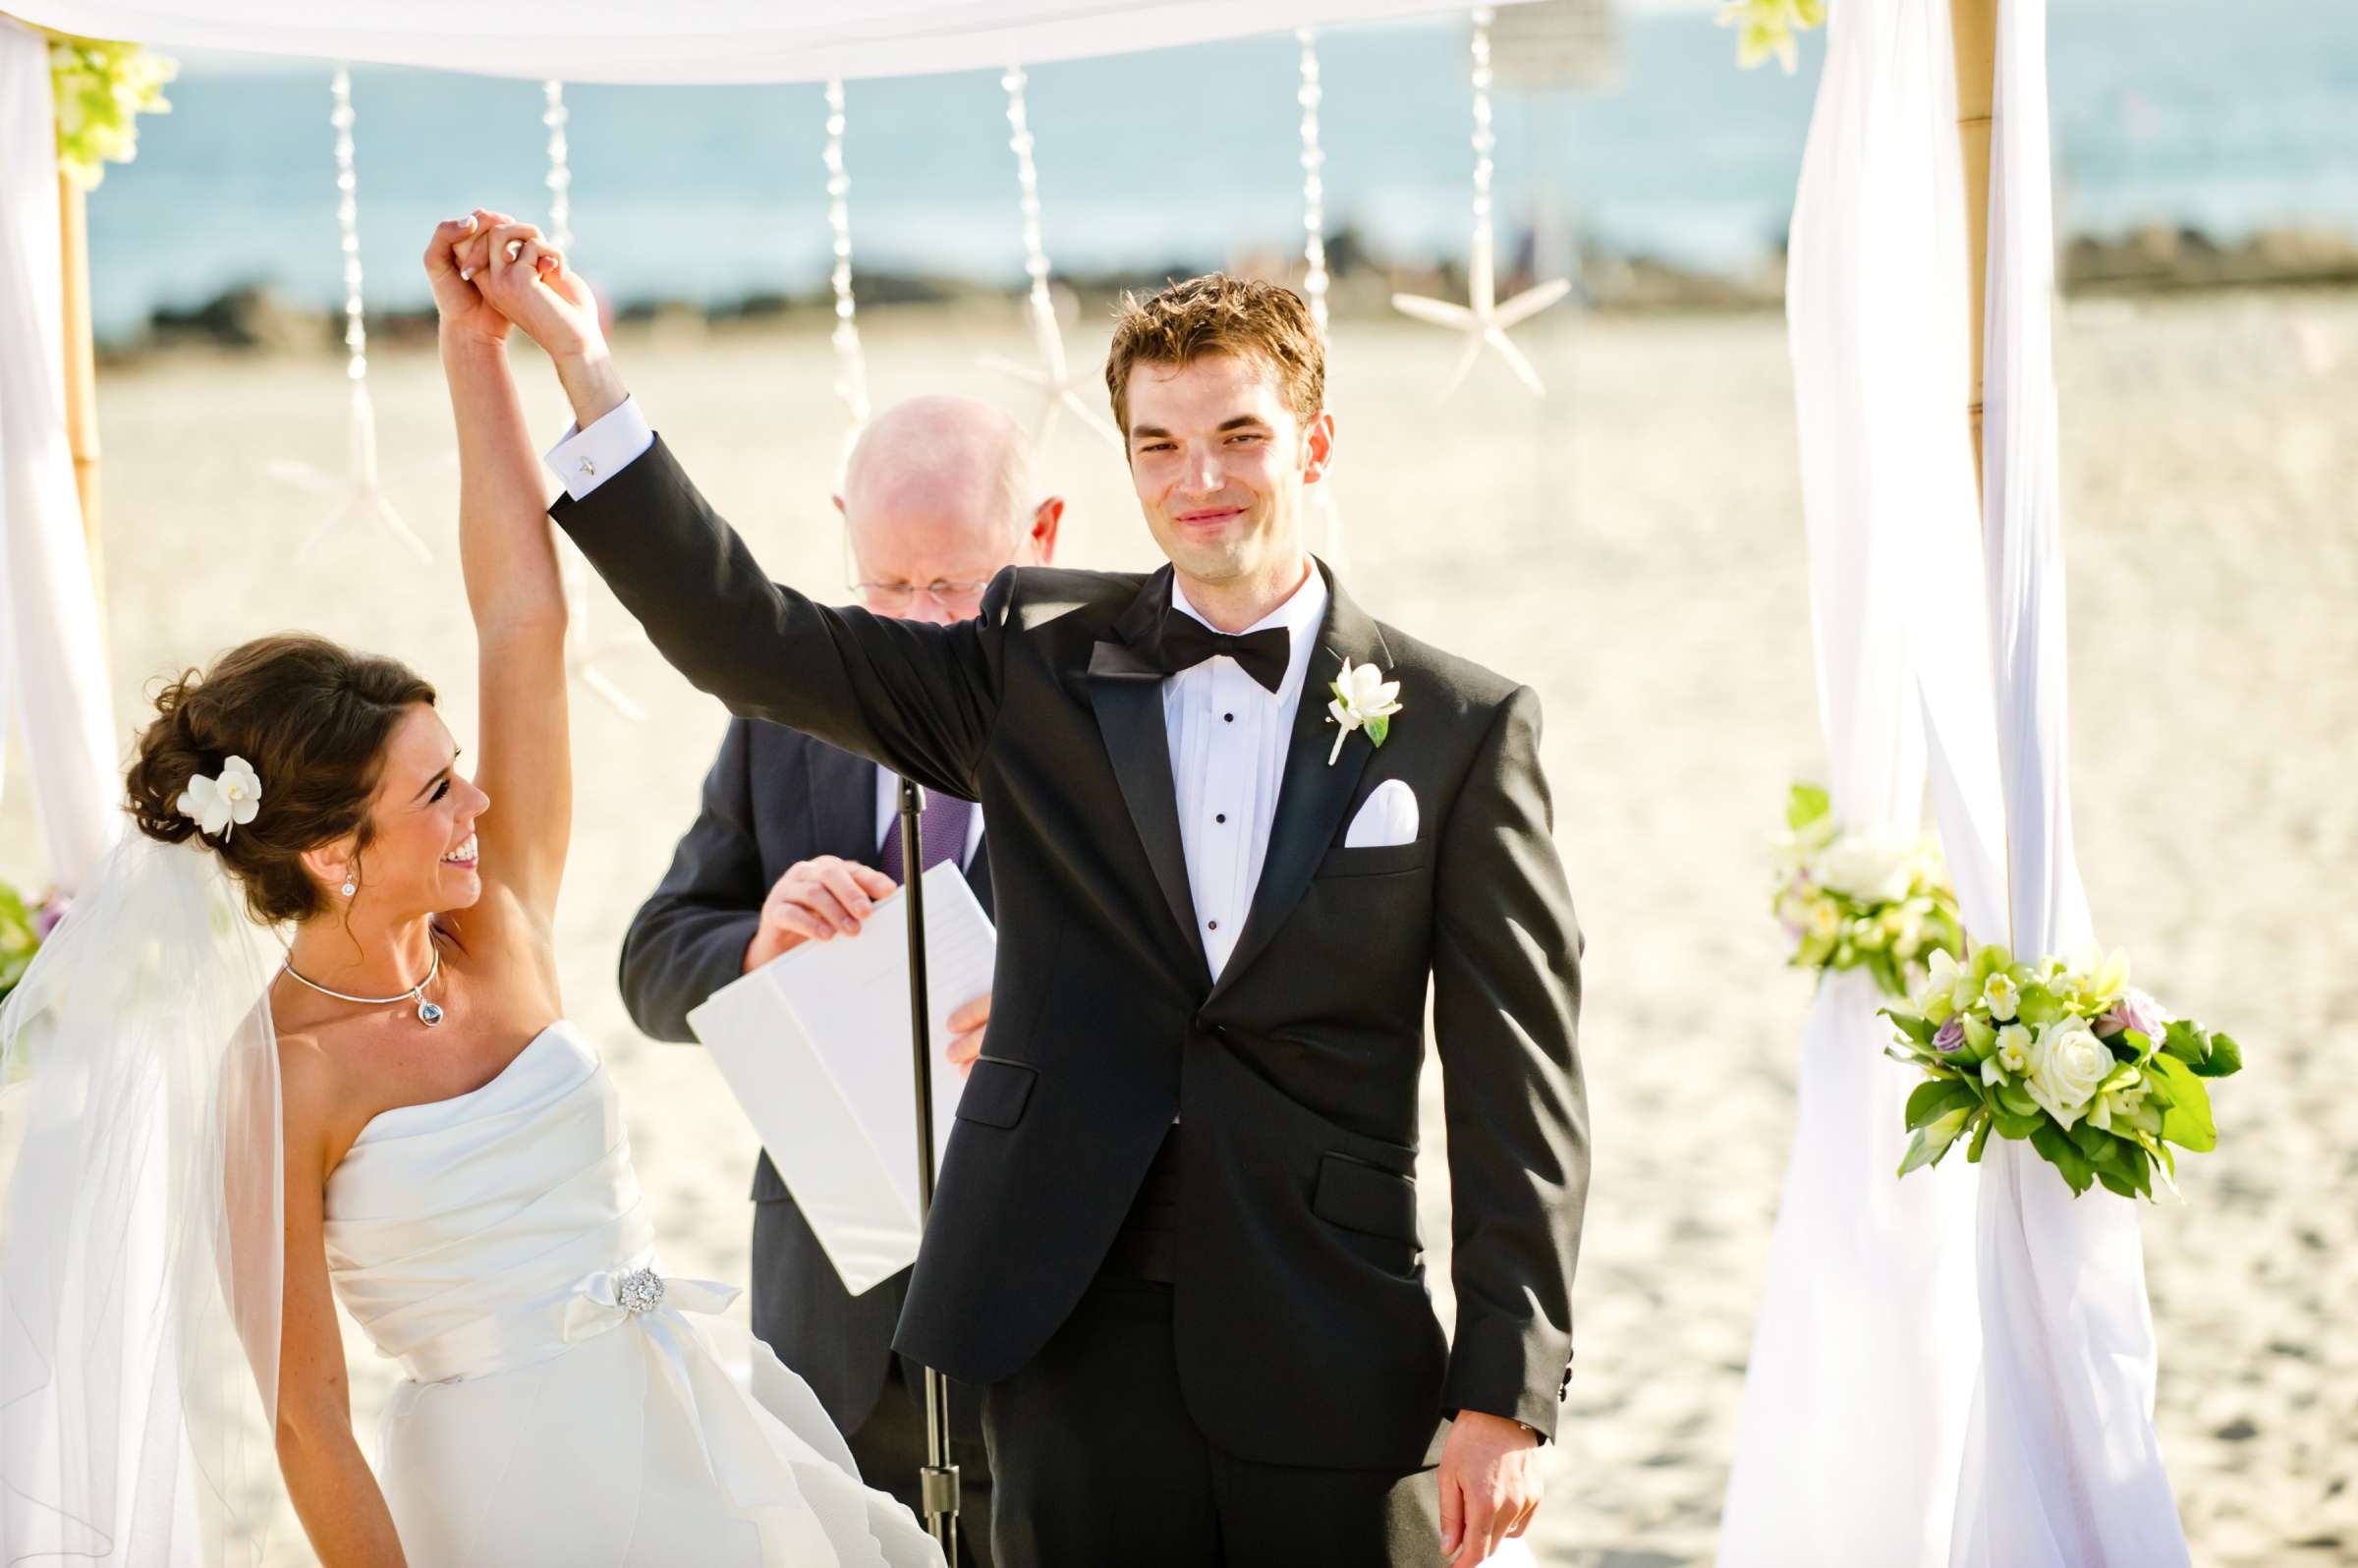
<box><xmin>577</xmin><ymin>456</ymin><xmax>597</xmax><ymax>478</ymax></box>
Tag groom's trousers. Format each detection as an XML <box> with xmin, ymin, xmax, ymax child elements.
<box><xmin>980</xmin><ymin>1137</ymin><xmax>1445</xmax><ymax>1568</ymax></box>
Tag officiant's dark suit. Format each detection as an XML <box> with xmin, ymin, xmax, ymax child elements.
<box><xmin>556</xmin><ymin>434</ymin><xmax>1587</xmax><ymax>1555</ymax></box>
<box><xmin>615</xmin><ymin>717</ymin><xmax>995</xmax><ymax>1565</ymax></box>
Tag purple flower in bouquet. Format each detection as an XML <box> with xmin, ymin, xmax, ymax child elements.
<box><xmin>1932</xmin><ymin>1015</ymin><xmax>1968</xmax><ymax>1055</ymax></box>
<box><xmin>2096</xmin><ymin>986</ymin><xmax>2167</xmax><ymax>1041</ymax></box>
<box><xmin>33</xmin><ymin>892</ymin><xmax>70</xmax><ymax>940</ymax></box>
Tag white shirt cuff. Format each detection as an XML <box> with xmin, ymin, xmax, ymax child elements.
<box><xmin>544</xmin><ymin>396</ymin><xmax>653</xmax><ymax>500</ymax></box>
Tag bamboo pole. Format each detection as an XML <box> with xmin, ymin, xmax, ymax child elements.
<box><xmin>58</xmin><ymin>168</ymin><xmax>103</xmax><ymax>591</ymax></box>
<box><xmin>1950</xmin><ymin>0</ymin><xmax>1995</xmax><ymax>483</ymax></box>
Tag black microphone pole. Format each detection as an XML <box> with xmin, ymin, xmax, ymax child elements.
<box><xmin>896</xmin><ymin>776</ymin><xmax>960</xmax><ymax>1559</ymax></box>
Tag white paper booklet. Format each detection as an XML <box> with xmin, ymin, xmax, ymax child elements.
<box><xmin>686</xmin><ymin>859</ymin><xmax>994</xmax><ymax>1295</ymax></box>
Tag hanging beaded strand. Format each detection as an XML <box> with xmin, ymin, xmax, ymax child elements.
<box><xmin>334</xmin><ymin>70</ymin><xmax>368</xmax><ymax>391</ymax></box>
<box><xmin>542</xmin><ymin>80</ymin><xmax>573</xmax><ymax>252</ymax></box>
<box><xmin>541</xmin><ymin>80</ymin><xmax>645</xmax><ymax>723</ymax></box>
<box><xmin>1387</xmin><ymin>8</ymin><xmax>1571</xmax><ymax>400</ymax></box>
<box><xmin>979</xmin><ymin>66</ymin><xmax>1121</xmax><ymax>450</ymax></box>
<box><xmin>1296</xmin><ymin>28</ymin><xmax>1330</xmax><ymax>342</ymax></box>
<box><xmin>824</xmin><ymin>78</ymin><xmax>871</xmax><ymax>449</ymax></box>
<box><xmin>274</xmin><ymin>68</ymin><xmax>433</xmax><ymax>562</ymax></box>
<box><xmin>1296</xmin><ymin>28</ymin><xmax>1346</xmax><ymax>566</ymax></box>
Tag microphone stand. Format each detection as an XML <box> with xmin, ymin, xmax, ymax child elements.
<box><xmin>897</xmin><ymin>776</ymin><xmax>961</xmax><ymax>1559</ymax></box>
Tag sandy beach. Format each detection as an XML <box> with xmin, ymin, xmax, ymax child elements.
<box><xmin>3</xmin><ymin>288</ymin><xmax>2351</xmax><ymax>1565</ymax></box>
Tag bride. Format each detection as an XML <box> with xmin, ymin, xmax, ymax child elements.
<box><xmin>0</xmin><ymin>213</ymin><xmax>941</xmax><ymax>1567</ymax></box>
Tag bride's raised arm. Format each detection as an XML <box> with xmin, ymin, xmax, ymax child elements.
<box><xmin>425</xmin><ymin>212</ymin><xmax>572</xmax><ymax>930</ymax></box>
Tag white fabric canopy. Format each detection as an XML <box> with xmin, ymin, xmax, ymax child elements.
<box><xmin>1936</xmin><ymin>0</ymin><xmax>2190</xmax><ymax>1560</ymax></box>
<box><xmin>7</xmin><ymin>0</ymin><xmax>1512</xmax><ymax>83</ymax></box>
<box><xmin>0</xmin><ymin>19</ymin><xmax>120</xmax><ymax>892</ymax></box>
<box><xmin>1716</xmin><ymin>0</ymin><xmax>1979</xmax><ymax>1558</ymax></box>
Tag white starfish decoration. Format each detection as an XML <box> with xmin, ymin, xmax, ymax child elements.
<box><xmin>979</xmin><ymin>291</ymin><xmax>1121</xmax><ymax>452</ymax></box>
<box><xmin>1389</xmin><ymin>8</ymin><xmax>1571</xmax><ymax>401</ymax></box>
<box><xmin>268</xmin><ymin>381</ymin><xmax>440</xmax><ymax>564</ymax></box>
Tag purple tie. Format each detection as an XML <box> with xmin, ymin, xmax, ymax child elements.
<box><xmin>879</xmin><ymin>789</ymin><xmax>973</xmax><ymax>882</ymax></box>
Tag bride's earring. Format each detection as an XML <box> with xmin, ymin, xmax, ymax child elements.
<box><xmin>340</xmin><ymin>873</ymin><xmax>358</xmax><ymax>898</ymax></box>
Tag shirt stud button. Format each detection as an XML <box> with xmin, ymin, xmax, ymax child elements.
<box><xmin>1215</xmin><ymin>813</ymin><xmax>1227</xmax><ymax>824</ymax></box>
<box><xmin>1207</xmin><ymin>920</ymin><xmax>1219</xmax><ymax>930</ymax></box>
<box><xmin>1223</xmin><ymin>712</ymin><xmax>1235</xmax><ymax>723</ymax></box>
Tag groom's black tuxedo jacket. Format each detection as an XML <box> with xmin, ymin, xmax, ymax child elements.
<box><xmin>613</xmin><ymin>717</ymin><xmax>990</xmax><ymax>1443</ymax></box>
<box><xmin>555</xmin><ymin>437</ymin><xmax>1588</xmax><ymax>1471</ymax></box>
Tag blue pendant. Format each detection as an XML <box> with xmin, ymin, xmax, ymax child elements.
<box><xmin>418</xmin><ymin>999</ymin><xmax>445</xmax><ymax>1026</ymax></box>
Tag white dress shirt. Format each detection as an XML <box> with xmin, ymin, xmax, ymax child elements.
<box><xmin>1162</xmin><ymin>565</ymin><xmax>1328</xmax><ymax>980</ymax></box>
<box><xmin>545</xmin><ymin>401</ymin><xmax>1323</xmax><ymax>976</ymax></box>
<box><xmin>546</xmin><ymin>397</ymin><xmax>654</xmax><ymax>500</ymax></box>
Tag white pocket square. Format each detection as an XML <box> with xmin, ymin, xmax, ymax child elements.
<box><xmin>1344</xmin><ymin>778</ymin><xmax>1420</xmax><ymax>849</ymax></box>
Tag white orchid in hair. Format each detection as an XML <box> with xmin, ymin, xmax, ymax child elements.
<box><xmin>1326</xmin><ymin>658</ymin><xmax>1403</xmax><ymax>765</ymax></box>
<box><xmin>177</xmin><ymin>755</ymin><xmax>262</xmax><ymax>838</ymax></box>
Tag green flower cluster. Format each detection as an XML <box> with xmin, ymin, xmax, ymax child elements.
<box><xmin>42</xmin><ymin>28</ymin><xmax>178</xmax><ymax>192</ymax></box>
<box><xmin>0</xmin><ymin>881</ymin><xmax>46</xmax><ymax>1005</ymax></box>
<box><xmin>1715</xmin><ymin>0</ymin><xmax>1826</xmax><ymax>75</ymax></box>
<box><xmin>1771</xmin><ymin>783</ymin><xmax>1965</xmax><ymax>999</ymax></box>
<box><xmin>1885</xmin><ymin>944</ymin><xmax>2242</xmax><ymax>1200</ymax></box>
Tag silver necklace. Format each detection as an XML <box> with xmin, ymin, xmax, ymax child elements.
<box><xmin>282</xmin><ymin>947</ymin><xmax>445</xmax><ymax>1026</ymax></box>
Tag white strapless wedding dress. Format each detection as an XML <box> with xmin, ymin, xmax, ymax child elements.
<box><xmin>321</xmin><ymin>1021</ymin><xmax>942</xmax><ymax>1567</ymax></box>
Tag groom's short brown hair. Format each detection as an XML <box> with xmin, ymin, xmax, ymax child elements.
<box><xmin>1104</xmin><ymin>274</ymin><xmax>1324</xmax><ymax>441</ymax></box>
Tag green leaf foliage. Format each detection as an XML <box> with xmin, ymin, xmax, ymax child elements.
<box><xmin>1786</xmin><ymin>782</ymin><xmax>1831</xmax><ymax>831</ymax></box>
<box><xmin>2030</xmin><ymin>1121</ymin><xmax>2097</xmax><ymax>1196</ymax></box>
<box><xmin>1907</xmin><ymin>1079</ymin><xmax>1981</xmax><ymax>1132</ymax></box>
<box><xmin>2152</xmin><ymin>1054</ymin><xmax>2218</xmax><ymax>1153</ymax></box>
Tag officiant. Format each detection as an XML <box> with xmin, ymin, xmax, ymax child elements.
<box><xmin>617</xmin><ymin>394</ymin><xmax>1062</xmax><ymax>1568</ymax></box>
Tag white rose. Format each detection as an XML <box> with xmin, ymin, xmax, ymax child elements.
<box><xmin>1812</xmin><ymin>837</ymin><xmax>1914</xmax><ymax>906</ymax></box>
<box><xmin>2024</xmin><ymin>1018</ymin><xmax>2114</xmax><ymax>1130</ymax></box>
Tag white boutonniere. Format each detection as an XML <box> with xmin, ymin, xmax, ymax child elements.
<box><xmin>175</xmin><ymin>755</ymin><xmax>263</xmax><ymax>839</ymax></box>
<box><xmin>1326</xmin><ymin>658</ymin><xmax>1403</xmax><ymax>765</ymax></box>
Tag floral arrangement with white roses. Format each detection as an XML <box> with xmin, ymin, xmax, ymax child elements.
<box><xmin>1885</xmin><ymin>943</ymin><xmax>2242</xmax><ymax>1199</ymax></box>
<box><xmin>1771</xmin><ymin>783</ymin><xmax>1965</xmax><ymax>999</ymax></box>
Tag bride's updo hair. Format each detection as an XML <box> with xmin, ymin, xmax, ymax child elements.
<box><xmin>127</xmin><ymin>633</ymin><xmax>437</xmax><ymax>924</ymax></box>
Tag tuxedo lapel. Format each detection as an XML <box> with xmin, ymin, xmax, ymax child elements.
<box><xmin>807</xmin><ymin>739</ymin><xmax>879</xmax><ymax>867</ymax></box>
<box><xmin>1086</xmin><ymin>569</ymin><xmax>1207</xmax><ymax>980</ymax></box>
<box><xmin>1207</xmin><ymin>562</ymin><xmax>1393</xmax><ymax>1003</ymax></box>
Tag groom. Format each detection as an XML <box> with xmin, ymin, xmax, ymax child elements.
<box><xmin>495</xmin><ymin>245</ymin><xmax>1586</xmax><ymax>1565</ymax></box>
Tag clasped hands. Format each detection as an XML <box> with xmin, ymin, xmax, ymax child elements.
<box><xmin>423</xmin><ymin>206</ymin><xmax>605</xmax><ymax>363</ymax></box>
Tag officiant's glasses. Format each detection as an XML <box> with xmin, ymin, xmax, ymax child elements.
<box><xmin>850</xmin><ymin>579</ymin><xmax>993</xmax><ymax>615</ymax></box>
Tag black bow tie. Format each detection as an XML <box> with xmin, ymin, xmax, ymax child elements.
<box><xmin>1142</xmin><ymin>613</ymin><xmax>1292</xmax><ymax>694</ymax></box>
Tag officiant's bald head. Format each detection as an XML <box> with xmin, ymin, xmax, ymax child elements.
<box><xmin>835</xmin><ymin>395</ymin><xmax>1063</xmax><ymax>625</ymax></box>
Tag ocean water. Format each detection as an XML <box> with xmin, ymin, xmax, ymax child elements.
<box><xmin>79</xmin><ymin>0</ymin><xmax>2358</xmax><ymax>339</ymax></box>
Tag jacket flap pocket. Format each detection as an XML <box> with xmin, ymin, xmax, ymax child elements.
<box><xmin>1312</xmin><ymin>1152</ymin><xmax>1421</xmax><ymax>1245</ymax></box>
<box><xmin>1315</xmin><ymin>841</ymin><xmax>1427</xmax><ymax>879</ymax></box>
<box><xmin>955</xmin><ymin>1056</ymin><xmax>1037</xmax><ymax>1130</ymax></box>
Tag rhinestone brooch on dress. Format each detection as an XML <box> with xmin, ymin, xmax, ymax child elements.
<box><xmin>616</xmin><ymin>1266</ymin><xmax>665</xmax><ymax>1315</ymax></box>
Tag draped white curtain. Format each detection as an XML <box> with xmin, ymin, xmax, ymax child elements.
<box><xmin>1717</xmin><ymin>1</ymin><xmax>1980</xmax><ymax>1559</ymax></box>
<box><xmin>5</xmin><ymin>1</ymin><xmax>1516</xmax><ymax>84</ymax></box>
<box><xmin>1933</xmin><ymin>0</ymin><xmax>2190</xmax><ymax>1560</ymax></box>
<box><xmin>0</xmin><ymin>19</ymin><xmax>119</xmax><ymax>892</ymax></box>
